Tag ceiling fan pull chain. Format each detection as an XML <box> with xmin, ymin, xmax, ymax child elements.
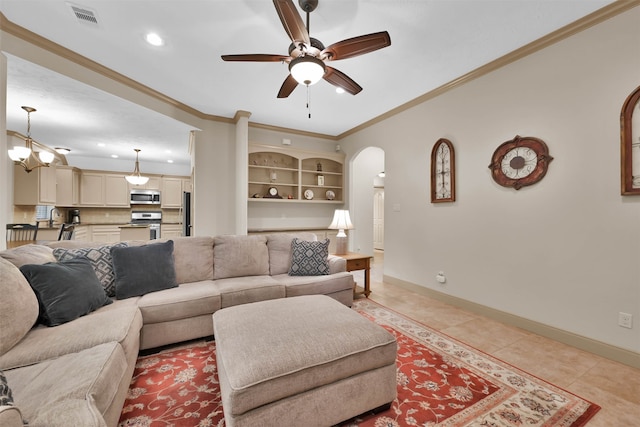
<box><xmin>307</xmin><ymin>85</ymin><xmax>311</xmax><ymax>118</ymax></box>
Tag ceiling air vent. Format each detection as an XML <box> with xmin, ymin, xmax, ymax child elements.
<box><xmin>68</xmin><ymin>3</ymin><xmax>99</xmax><ymax>26</ymax></box>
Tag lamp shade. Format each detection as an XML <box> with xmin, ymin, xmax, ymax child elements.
<box><xmin>328</xmin><ymin>210</ymin><xmax>353</xmax><ymax>234</ymax></box>
<box><xmin>38</xmin><ymin>150</ymin><xmax>55</xmax><ymax>164</ymax></box>
<box><xmin>289</xmin><ymin>56</ymin><xmax>326</xmax><ymax>86</ymax></box>
<box><xmin>125</xmin><ymin>174</ymin><xmax>149</xmax><ymax>185</ymax></box>
<box><xmin>9</xmin><ymin>146</ymin><xmax>29</xmax><ymax>161</ymax></box>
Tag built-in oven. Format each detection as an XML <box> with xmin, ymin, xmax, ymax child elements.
<box><xmin>130</xmin><ymin>211</ymin><xmax>162</xmax><ymax>240</ymax></box>
<box><xmin>130</xmin><ymin>189</ymin><xmax>161</xmax><ymax>205</ymax></box>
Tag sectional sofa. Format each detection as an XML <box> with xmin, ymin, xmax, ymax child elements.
<box><xmin>0</xmin><ymin>233</ymin><xmax>354</xmax><ymax>427</ymax></box>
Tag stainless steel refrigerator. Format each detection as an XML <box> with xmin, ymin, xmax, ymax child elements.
<box><xmin>182</xmin><ymin>191</ymin><xmax>192</xmax><ymax>236</ymax></box>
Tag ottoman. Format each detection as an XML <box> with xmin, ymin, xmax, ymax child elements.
<box><xmin>213</xmin><ymin>295</ymin><xmax>397</xmax><ymax>427</ymax></box>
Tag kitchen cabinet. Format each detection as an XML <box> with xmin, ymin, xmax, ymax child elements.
<box><xmin>73</xmin><ymin>226</ymin><xmax>89</xmax><ymax>242</ymax></box>
<box><xmin>90</xmin><ymin>225</ymin><xmax>121</xmax><ymax>243</ymax></box>
<box><xmin>13</xmin><ymin>164</ymin><xmax>57</xmax><ymax>205</ymax></box>
<box><xmin>104</xmin><ymin>174</ymin><xmax>130</xmax><ymax>207</ymax></box>
<box><xmin>162</xmin><ymin>177</ymin><xmax>183</xmax><ymax>208</ymax></box>
<box><xmin>56</xmin><ymin>166</ymin><xmax>81</xmax><ymax>207</ymax></box>
<box><xmin>80</xmin><ymin>172</ymin><xmax>105</xmax><ymax>206</ymax></box>
<box><xmin>182</xmin><ymin>179</ymin><xmax>193</xmax><ymax>193</ymax></box>
<box><xmin>161</xmin><ymin>224</ymin><xmax>182</xmax><ymax>239</ymax></box>
<box><xmin>80</xmin><ymin>172</ymin><xmax>129</xmax><ymax>207</ymax></box>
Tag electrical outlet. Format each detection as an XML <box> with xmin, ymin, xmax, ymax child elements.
<box><xmin>618</xmin><ymin>312</ymin><xmax>633</xmax><ymax>329</ymax></box>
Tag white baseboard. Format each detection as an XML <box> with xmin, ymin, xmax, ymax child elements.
<box><xmin>384</xmin><ymin>275</ymin><xmax>640</xmax><ymax>369</ymax></box>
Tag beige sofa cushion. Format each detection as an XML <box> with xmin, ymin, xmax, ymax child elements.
<box><xmin>0</xmin><ymin>244</ymin><xmax>56</xmax><ymax>268</ymax></box>
<box><xmin>0</xmin><ymin>301</ymin><xmax>141</xmax><ymax>371</ymax></box>
<box><xmin>266</xmin><ymin>232</ymin><xmax>317</xmax><ymax>275</ymax></box>
<box><xmin>213</xmin><ymin>235</ymin><xmax>269</xmax><ymax>279</ymax></box>
<box><xmin>6</xmin><ymin>341</ymin><xmax>128</xmax><ymax>427</ymax></box>
<box><xmin>167</xmin><ymin>236</ymin><xmax>214</xmax><ymax>283</ymax></box>
<box><xmin>0</xmin><ymin>258</ymin><xmax>39</xmax><ymax>357</ymax></box>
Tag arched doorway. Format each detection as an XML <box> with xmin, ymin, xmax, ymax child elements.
<box><xmin>349</xmin><ymin>147</ymin><xmax>384</xmax><ymax>255</ymax></box>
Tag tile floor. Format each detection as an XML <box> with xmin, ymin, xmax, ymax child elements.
<box><xmin>353</xmin><ymin>250</ymin><xmax>640</xmax><ymax>426</ymax></box>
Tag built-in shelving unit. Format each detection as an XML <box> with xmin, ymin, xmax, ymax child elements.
<box><xmin>248</xmin><ymin>144</ymin><xmax>344</xmax><ymax>203</ymax></box>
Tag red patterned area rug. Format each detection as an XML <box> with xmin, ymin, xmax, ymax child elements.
<box><xmin>118</xmin><ymin>299</ymin><xmax>600</xmax><ymax>427</ymax></box>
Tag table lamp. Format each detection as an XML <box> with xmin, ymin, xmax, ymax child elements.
<box><xmin>328</xmin><ymin>209</ymin><xmax>353</xmax><ymax>255</ymax></box>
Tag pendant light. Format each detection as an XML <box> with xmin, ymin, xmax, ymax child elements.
<box><xmin>125</xmin><ymin>148</ymin><xmax>149</xmax><ymax>185</ymax></box>
<box><xmin>8</xmin><ymin>106</ymin><xmax>55</xmax><ymax>172</ymax></box>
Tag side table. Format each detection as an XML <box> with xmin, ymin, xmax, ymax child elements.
<box><xmin>334</xmin><ymin>252</ymin><xmax>373</xmax><ymax>298</ymax></box>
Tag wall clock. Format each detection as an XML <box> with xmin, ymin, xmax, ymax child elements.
<box><xmin>620</xmin><ymin>85</ymin><xmax>640</xmax><ymax>195</ymax></box>
<box><xmin>488</xmin><ymin>135</ymin><xmax>553</xmax><ymax>190</ymax></box>
<box><xmin>430</xmin><ymin>138</ymin><xmax>456</xmax><ymax>203</ymax></box>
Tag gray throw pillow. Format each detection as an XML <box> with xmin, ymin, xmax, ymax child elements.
<box><xmin>53</xmin><ymin>243</ymin><xmax>127</xmax><ymax>297</ymax></box>
<box><xmin>111</xmin><ymin>240</ymin><xmax>178</xmax><ymax>299</ymax></box>
<box><xmin>288</xmin><ymin>238</ymin><xmax>330</xmax><ymax>276</ymax></box>
<box><xmin>19</xmin><ymin>258</ymin><xmax>113</xmax><ymax>327</ymax></box>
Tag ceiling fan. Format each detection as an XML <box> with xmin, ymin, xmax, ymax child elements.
<box><xmin>221</xmin><ymin>0</ymin><xmax>391</xmax><ymax>98</ymax></box>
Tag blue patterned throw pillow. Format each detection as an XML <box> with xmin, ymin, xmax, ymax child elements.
<box><xmin>288</xmin><ymin>238</ymin><xmax>330</xmax><ymax>276</ymax></box>
<box><xmin>53</xmin><ymin>243</ymin><xmax>127</xmax><ymax>297</ymax></box>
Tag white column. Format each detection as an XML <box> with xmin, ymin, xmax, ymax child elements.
<box><xmin>1</xmin><ymin>53</ymin><xmax>10</xmax><ymax>250</ymax></box>
<box><xmin>234</xmin><ymin>111</ymin><xmax>251</xmax><ymax>235</ymax></box>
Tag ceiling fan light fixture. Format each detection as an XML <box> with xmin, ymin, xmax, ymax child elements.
<box><xmin>289</xmin><ymin>55</ymin><xmax>325</xmax><ymax>86</ymax></box>
<box><xmin>125</xmin><ymin>148</ymin><xmax>150</xmax><ymax>185</ymax></box>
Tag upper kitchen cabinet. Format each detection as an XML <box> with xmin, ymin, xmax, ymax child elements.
<box><xmin>14</xmin><ymin>164</ymin><xmax>57</xmax><ymax>205</ymax></box>
<box><xmin>80</xmin><ymin>172</ymin><xmax>105</xmax><ymax>206</ymax></box>
<box><xmin>56</xmin><ymin>166</ymin><xmax>81</xmax><ymax>207</ymax></box>
<box><xmin>80</xmin><ymin>171</ymin><xmax>129</xmax><ymax>207</ymax></box>
<box><xmin>161</xmin><ymin>177</ymin><xmax>183</xmax><ymax>208</ymax></box>
<box><xmin>104</xmin><ymin>174</ymin><xmax>130</xmax><ymax>207</ymax></box>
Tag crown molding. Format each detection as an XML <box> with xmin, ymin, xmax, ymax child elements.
<box><xmin>337</xmin><ymin>0</ymin><xmax>640</xmax><ymax>139</ymax></box>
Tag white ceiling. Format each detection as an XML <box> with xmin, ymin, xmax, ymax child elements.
<box><xmin>2</xmin><ymin>0</ymin><xmax>615</xmax><ymax>173</ymax></box>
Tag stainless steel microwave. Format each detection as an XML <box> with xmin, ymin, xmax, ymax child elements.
<box><xmin>130</xmin><ymin>189</ymin><xmax>161</xmax><ymax>205</ymax></box>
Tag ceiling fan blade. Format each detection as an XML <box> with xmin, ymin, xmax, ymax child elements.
<box><xmin>273</xmin><ymin>0</ymin><xmax>310</xmax><ymax>45</ymax></box>
<box><xmin>322</xmin><ymin>31</ymin><xmax>391</xmax><ymax>61</ymax></box>
<box><xmin>221</xmin><ymin>54</ymin><xmax>290</xmax><ymax>62</ymax></box>
<box><xmin>277</xmin><ymin>74</ymin><xmax>298</xmax><ymax>98</ymax></box>
<box><xmin>323</xmin><ymin>66</ymin><xmax>362</xmax><ymax>95</ymax></box>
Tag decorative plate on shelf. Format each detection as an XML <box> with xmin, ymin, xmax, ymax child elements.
<box><xmin>325</xmin><ymin>190</ymin><xmax>335</xmax><ymax>200</ymax></box>
<box><xmin>304</xmin><ymin>189</ymin><xmax>314</xmax><ymax>200</ymax></box>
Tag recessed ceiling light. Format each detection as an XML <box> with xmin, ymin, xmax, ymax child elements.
<box><xmin>145</xmin><ymin>32</ymin><xmax>164</xmax><ymax>47</ymax></box>
<box><xmin>111</xmin><ymin>154</ymin><xmax>118</xmax><ymax>158</ymax></box>
<box><xmin>55</xmin><ymin>147</ymin><xmax>71</xmax><ymax>155</ymax></box>
<box><xmin>97</xmin><ymin>143</ymin><xmax>106</xmax><ymax>147</ymax></box>
<box><xmin>336</xmin><ymin>87</ymin><xmax>345</xmax><ymax>94</ymax></box>
<box><xmin>167</xmin><ymin>159</ymin><xmax>174</xmax><ymax>163</ymax></box>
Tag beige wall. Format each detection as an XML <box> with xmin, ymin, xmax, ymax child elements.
<box><xmin>341</xmin><ymin>7</ymin><xmax>640</xmax><ymax>355</ymax></box>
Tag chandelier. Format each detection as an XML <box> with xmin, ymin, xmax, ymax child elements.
<box><xmin>8</xmin><ymin>106</ymin><xmax>55</xmax><ymax>172</ymax></box>
<box><xmin>125</xmin><ymin>149</ymin><xmax>149</xmax><ymax>185</ymax></box>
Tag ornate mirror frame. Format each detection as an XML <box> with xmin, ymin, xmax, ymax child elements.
<box><xmin>430</xmin><ymin>138</ymin><xmax>456</xmax><ymax>203</ymax></box>
<box><xmin>620</xmin><ymin>85</ymin><xmax>640</xmax><ymax>195</ymax></box>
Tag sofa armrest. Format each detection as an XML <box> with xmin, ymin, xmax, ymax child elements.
<box><xmin>328</xmin><ymin>255</ymin><xmax>346</xmax><ymax>274</ymax></box>
<box><xmin>0</xmin><ymin>405</ymin><xmax>24</xmax><ymax>427</ymax></box>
